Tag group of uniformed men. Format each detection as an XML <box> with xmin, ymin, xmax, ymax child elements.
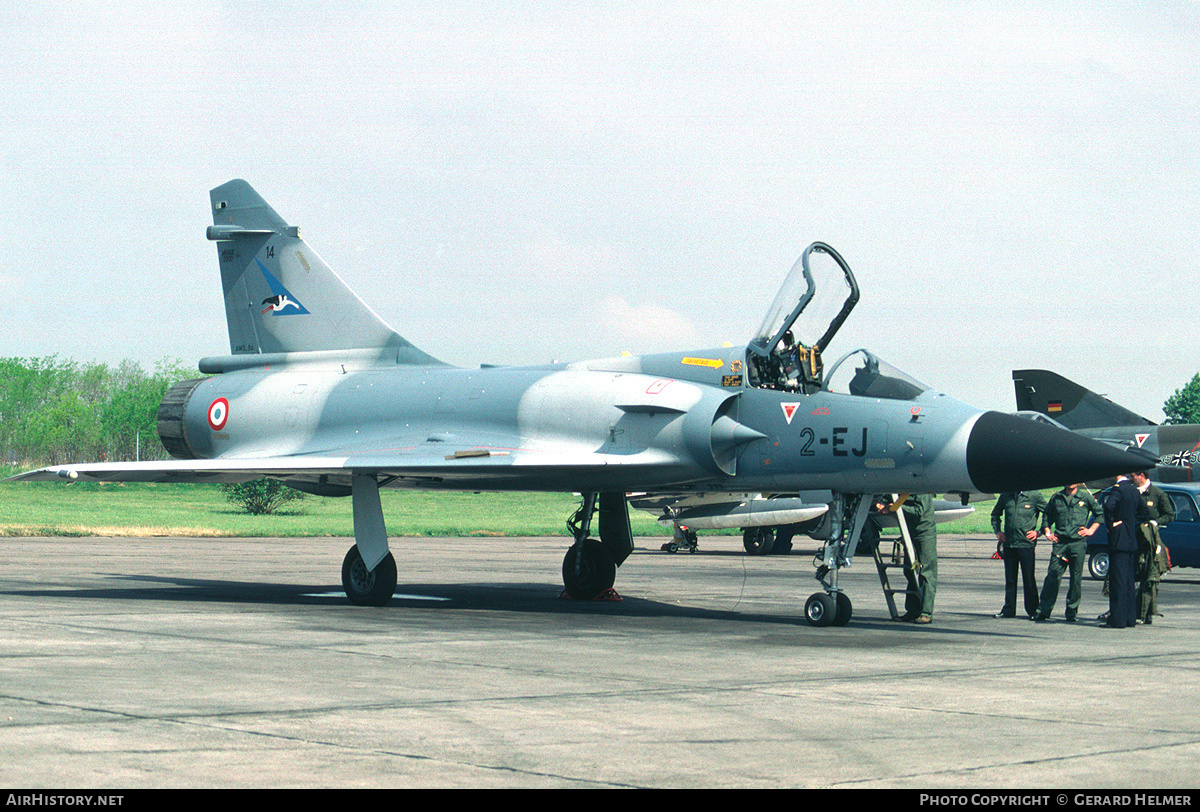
<box><xmin>990</xmin><ymin>472</ymin><xmax>1173</xmax><ymax>627</ymax></box>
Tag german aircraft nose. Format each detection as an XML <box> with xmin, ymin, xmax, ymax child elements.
<box><xmin>966</xmin><ymin>411</ymin><xmax>1156</xmax><ymax>493</ymax></box>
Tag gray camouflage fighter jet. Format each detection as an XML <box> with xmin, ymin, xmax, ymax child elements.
<box><xmin>11</xmin><ymin>181</ymin><xmax>1151</xmax><ymax>625</ymax></box>
<box><xmin>1013</xmin><ymin>369</ymin><xmax>1199</xmax><ymax>482</ymax></box>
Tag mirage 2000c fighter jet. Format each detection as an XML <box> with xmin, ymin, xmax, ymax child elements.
<box><xmin>11</xmin><ymin>180</ymin><xmax>1153</xmax><ymax>626</ymax></box>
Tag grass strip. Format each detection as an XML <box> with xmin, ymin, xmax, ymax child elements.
<box><xmin>0</xmin><ymin>471</ymin><xmax>1003</xmax><ymax>538</ymax></box>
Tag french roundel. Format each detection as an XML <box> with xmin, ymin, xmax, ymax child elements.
<box><xmin>207</xmin><ymin>397</ymin><xmax>229</xmax><ymax>431</ymax></box>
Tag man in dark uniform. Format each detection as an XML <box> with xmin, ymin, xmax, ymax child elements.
<box><xmin>991</xmin><ymin>490</ymin><xmax>1047</xmax><ymax>618</ymax></box>
<box><xmin>1035</xmin><ymin>483</ymin><xmax>1102</xmax><ymax>622</ymax></box>
<box><xmin>1103</xmin><ymin>474</ymin><xmax>1148</xmax><ymax>628</ymax></box>
<box><xmin>1132</xmin><ymin>470</ymin><xmax>1175</xmax><ymax>624</ymax></box>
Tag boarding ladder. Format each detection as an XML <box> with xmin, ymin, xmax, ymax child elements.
<box><xmin>871</xmin><ymin>496</ymin><xmax>923</xmax><ymax>620</ymax></box>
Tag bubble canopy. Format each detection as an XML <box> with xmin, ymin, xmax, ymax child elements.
<box><xmin>748</xmin><ymin>242</ymin><xmax>859</xmax><ymax>360</ymax></box>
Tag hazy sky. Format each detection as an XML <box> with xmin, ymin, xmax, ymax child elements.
<box><xmin>1</xmin><ymin>1</ymin><xmax>1197</xmax><ymax>419</ymax></box>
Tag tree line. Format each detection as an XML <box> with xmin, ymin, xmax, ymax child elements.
<box><xmin>0</xmin><ymin>357</ymin><xmax>191</xmax><ymax>466</ymax></box>
<box><xmin>1165</xmin><ymin>373</ymin><xmax>1200</xmax><ymax>425</ymax></box>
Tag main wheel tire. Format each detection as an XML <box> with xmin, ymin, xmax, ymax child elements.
<box><xmin>742</xmin><ymin>526</ymin><xmax>776</xmax><ymax>555</ymax></box>
<box><xmin>341</xmin><ymin>545</ymin><xmax>397</xmax><ymax>606</ymax></box>
<box><xmin>805</xmin><ymin>592</ymin><xmax>837</xmax><ymax>627</ymax></box>
<box><xmin>562</xmin><ymin>538</ymin><xmax>616</xmax><ymax>600</ymax></box>
<box><xmin>1088</xmin><ymin>550</ymin><xmax>1109</xmax><ymax>580</ymax></box>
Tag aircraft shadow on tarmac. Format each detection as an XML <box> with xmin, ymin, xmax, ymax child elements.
<box><xmin>0</xmin><ymin>572</ymin><xmax>1044</xmax><ymax>639</ymax></box>
<box><xmin>4</xmin><ymin>572</ymin><xmax>790</xmax><ymax>620</ymax></box>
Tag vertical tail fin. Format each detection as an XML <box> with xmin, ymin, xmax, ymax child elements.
<box><xmin>1012</xmin><ymin>369</ymin><xmax>1155</xmax><ymax>429</ymax></box>
<box><xmin>207</xmin><ymin>179</ymin><xmax>441</xmax><ymax>364</ymax></box>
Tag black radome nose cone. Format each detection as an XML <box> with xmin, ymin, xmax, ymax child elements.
<box><xmin>966</xmin><ymin>411</ymin><xmax>1155</xmax><ymax>493</ymax></box>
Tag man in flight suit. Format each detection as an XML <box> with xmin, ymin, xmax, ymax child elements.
<box><xmin>1034</xmin><ymin>483</ymin><xmax>1101</xmax><ymax>622</ymax></box>
<box><xmin>991</xmin><ymin>490</ymin><xmax>1047</xmax><ymax>618</ymax></box>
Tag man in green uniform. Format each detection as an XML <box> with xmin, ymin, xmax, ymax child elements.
<box><xmin>897</xmin><ymin>493</ymin><xmax>937</xmax><ymax>624</ymax></box>
<box><xmin>1035</xmin><ymin>483</ymin><xmax>1101</xmax><ymax>622</ymax></box>
<box><xmin>1132</xmin><ymin>471</ymin><xmax>1175</xmax><ymax>624</ymax></box>
<box><xmin>991</xmin><ymin>490</ymin><xmax>1047</xmax><ymax>618</ymax></box>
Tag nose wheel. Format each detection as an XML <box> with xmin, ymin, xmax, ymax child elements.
<box><xmin>805</xmin><ymin>591</ymin><xmax>852</xmax><ymax>626</ymax></box>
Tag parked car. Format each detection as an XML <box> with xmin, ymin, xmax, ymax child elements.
<box><xmin>1085</xmin><ymin>482</ymin><xmax>1200</xmax><ymax>579</ymax></box>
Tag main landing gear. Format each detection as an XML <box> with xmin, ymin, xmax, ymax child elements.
<box><xmin>561</xmin><ymin>492</ymin><xmax>635</xmax><ymax>600</ymax></box>
<box><xmin>742</xmin><ymin>524</ymin><xmax>797</xmax><ymax>555</ymax></box>
<box><xmin>742</xmin><ymin>525</ymin><xmax>776</xmax><ymax>554</ymax></box>
<box><xmin>341</xmin><ymin>474</ymin><xmax>399</xmax><ymax>606</ymax></box>
<box><xmin>336</xmin><ymin>477</ymin><xmax>637</xmax><ymax>607</ymax></box>
<box><xmin>342</xmin><ymin>544</ymin><xmax>398</xmax><ymax>606</ymax></box>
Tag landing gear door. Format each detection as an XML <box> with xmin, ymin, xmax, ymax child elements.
<box><xmin>747</xmin><ymin>242</ymin><xmax>860</xmax><ymax>392</ymax></box>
